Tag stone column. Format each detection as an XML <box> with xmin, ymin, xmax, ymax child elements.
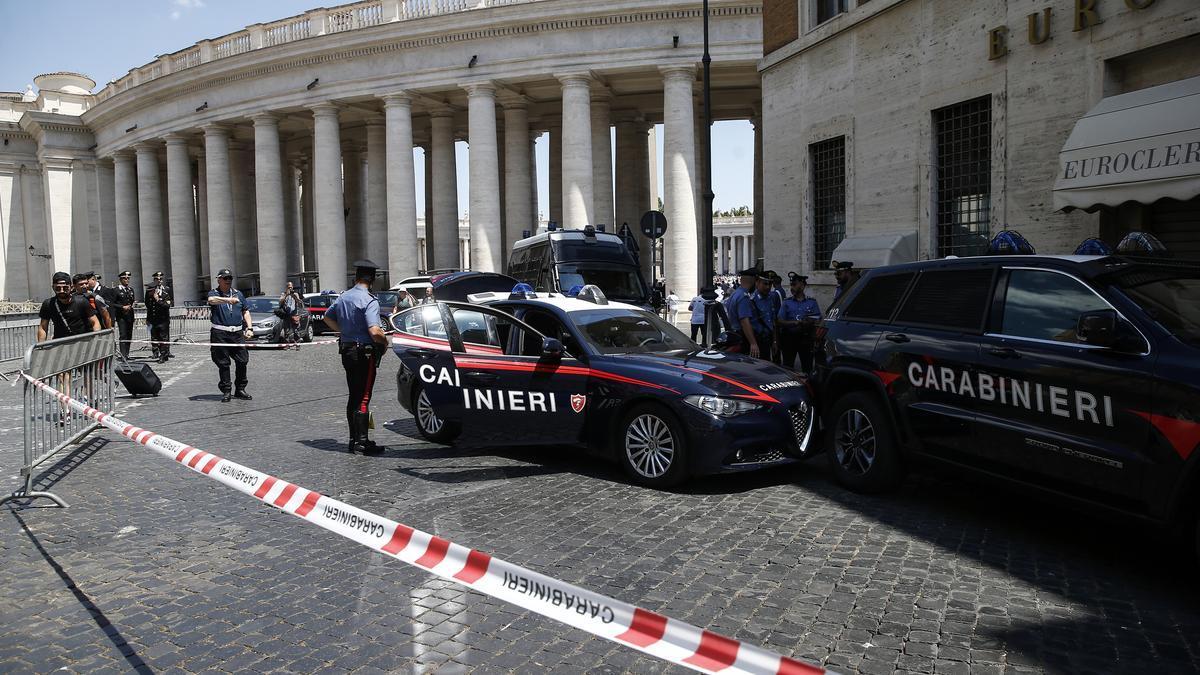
<box><xmin>734</xmin><ymin>236</ymin><xmax>744</xmax><ymax>272</ymax></box>
<box><xmin>382</xmin><ymin>93</ymin><xmax>418</xmax><ymax>280</ymax></box>
<box><xmin>309</xmin><ymin>103</ymin><xmax>348</xmax><ymax>289</ymax></box>
<box><xmin>422</xmin><ymin>143</ymin><xmax>433</xmax><ymax>270</ymax></box>
<box><xmin>196</xmin><ymin>153</ymin><xmax>210</xmax><ymax>280</ymax></box>
<box><xmin>95</xmin><ymin>159</ymin><xmax>118</xmax><ymax>282</ymax></box>
<box><xmin>365</xmin><ymin>118</ymin><xmax>388</xmax><ymax>272</ymax></box>
<box><xmin>558</xmin><ymin>74</ymin><xmax>593</xmax><ymax>229</ymax></box>
<box><xmin>548</xmin><ymin>122</ymin><xmax>562</xmax><ymax>226</ymax></box>
<box><xmin>752</xmin><ymin>115</ymin><xmax>764</xmax><ymax>266</ymax></box>
<box><xmin>252</xmin><ymin>113</ymin><xmax>287</xmax><ymax>295</ymax></box>
<box><xmin>661</xmin><ymin>65</ymin><xmax>699</xmax><ymax>299</ymax></box>
<box><xmin>300</xmin><ymin>159</ymin><xmax>315</xmax><ymax>277</ymax></box>
<box><xmin>717</xmin><ymin>236</ymin><xmax>728</xmax><ymax>275</ymax></box>
<box><xmin>134</xmin><ymin>142</ymin><xmax>168</xmax><ymax>282</ymax></box>
<box><xmin>591</xmin><ymin>96</ymin><xmax>614</xmax><ymax>230</ymax></box>
<box><xmin>614</xmin><ymin>117</ymin><xmax>648</xmax><ymax>265</ymax></box>
<box><xmin>229</xmin><ymin>140</ymin><xmax>257</xmax><ymax>282</ymax></box>
<box><xmin>165</xmin><ymin>134</ymin><xmax>199</xmax><ymax>304</ymax></box>
<box><xmin>283</xmin><ymin>157</ymin><xmax>302</xmax><ymax>279</ymax></box>
<box><xmin>647</xmin><ymin>124</ymin><xmax>659</xmax><ymax>212</ymax></box>
<box><xmin>502</xmin><ymin>99</ymin><xmax>532</xmax><ymax>258</ymax></box>
<box><xmin>113</xmin><ymin>151</ymin><xmax>143</xmax><ymax>293</ymax></box>
<box><xmin>464</xmin><ymin>83</ymin><xmax>502</xmax><ymax>273</ymax></box>
<box><xmin>429</xmin><ymin>110</ymin><xmax>459</xmax><ymax>270</ymax></box>
<box><xmin>203</xmin><ymin>125</ymin><xmax>237</xmax><ymax>281</ymax></box>
<box><xmin>342</xmin><ymin>143</ymin><xmax>364</xmax><ymax>264</ymax></box>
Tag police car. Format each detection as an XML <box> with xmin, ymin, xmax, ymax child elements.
<box><xmin>388</xmin><ymin>284</ymin><xmax>816</xmax><ymax>487</ymax></box>
<box><xmin>813</xmin><ymin>234</ymin><xmax>1200</xmax><ymax>555</ymax></box>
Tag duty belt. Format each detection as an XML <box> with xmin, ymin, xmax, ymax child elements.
<box><xmin>211</xmin><ymin>324</ymin><xmax>243</xmax><ymax>333</ymax></box>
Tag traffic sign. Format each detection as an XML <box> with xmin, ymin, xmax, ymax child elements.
<box><xmin>639</xmin><ymin>211</ymin><xmax>668</xmax><ymax>240</ymax></box>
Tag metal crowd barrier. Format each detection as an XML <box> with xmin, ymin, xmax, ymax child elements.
<box><xmin>0</xmin><ymin>329</ymin><xmax>116</xmax><ymax>508</ymax></box>
<box><xmin>0</xmin><ymin>314</ymin><xmax>40</xmax><ymax>371</ymax></box>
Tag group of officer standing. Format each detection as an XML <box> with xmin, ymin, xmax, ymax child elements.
<box><xmin>723</xmin><ymin>261</ymin><xmax>857</xmax><ymax>373</ymax></box>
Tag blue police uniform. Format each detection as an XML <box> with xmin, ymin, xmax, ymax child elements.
<box><xmin>778</xmin><ymin>294</ymin><xmax>822</xmax><ymax>373</ymax></box>
<box><xmin>326</xmin><ymin>261</ymin><xmax>386</xmax><ymax>455</ymax></box>
<box><xmin>748</xmin><ymin>291</ymin><xmax>775</xmax><ymax>336</ymax></box>
<box><xmin>208</xmin><ymin>272</ymin><xmax>251</xmax><ymax>401</ymax></box>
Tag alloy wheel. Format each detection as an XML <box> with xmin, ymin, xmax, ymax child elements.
<box><xmin>416</xmin><ymin>389</ymin><xmax>443</xmax><ymax>434</ymax></box>
<box><xmin>834</xmin><ymin>408</ymin><xmax>876</xmax><ymax>476</ymax></box>
<box><xmin>625</xmin><ymin>414</ymin><xmax>675</xmax><ymax>479</ymax></box>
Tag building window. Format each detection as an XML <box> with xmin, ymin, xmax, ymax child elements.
<box><xmin>811</xmin><ymin>136</ymin><xmax>847</xmax><ymax>270</ymax></box>
<box><xmin>934</xmin><ymin>96</ymin><xmax>992</xmax><ymax>257</ymax></box>
<box><xmin>814</xmin><ymin>0</ymin><xmax>849</xmax><ymax>25</ymax></box>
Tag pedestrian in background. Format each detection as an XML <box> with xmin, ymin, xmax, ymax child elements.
<box><xmin>667</xmin><ymin>289</ymin><xmax>680</xmax><ymax>324</ymax></box>
<box><xmin>278</xmin><ymin>281</ymin><xmax>304</xmax><ymax>343</ymax></box>
<box><xmin>395</xmin><ymin>288</ymin><xmax>415</xmax><ymax>311</ymax></box>
<box><xmin>110</xmin><ymin>270</ymin><xmax>136</xmax><ymax>357</ymax></box>
<box><xmin>207</xmin><ymin>269</ymin><xmax>253</xmax><ymax>403</ymax></box>
<box><xmin>38</xmin><ymin>272</ymin><xmax>98</xmax><ymax>341</ymax></box>
<box><xmin>85</xmin><ymin>272</ymin><xmax>113</xmax><ymax>329</ymax></box>
<box><xmin>776</xmin><ymin>273</ymin><xmax>822</xmax><ymax>373</ymax></box>
<box><xmin>323</xmin><ymin>259</ymin><xmax>388</xmax><ymax>455</ymax></box>
<box><xmin>688</xmin><ymin>287</ymin><xmax>721</xmax><ymax>346</ymax></box>
<box><xmin>146</xmin><ymin>271</ymin><xmax>173</xmax><ymax>363</ymax></box>
<box><xmin>73</xmin><ymin>273</ymin><xmax>111</xmax><ymax>330</ymax></box>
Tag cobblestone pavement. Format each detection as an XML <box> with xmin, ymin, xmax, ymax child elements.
<box><xmin>2</xmin><ymin>344</ymin><xmax>1199</xmax><ymax>674</ymax></box>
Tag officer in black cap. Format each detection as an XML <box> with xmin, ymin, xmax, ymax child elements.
<box><xmin>110</xmin><ymin>270</ymin><xmax>137</xmax><ymax>357</ymax></box>
<box><xmin>777</xmin><ymin>273</ymin><xmax>823</xmax><ymax>373</ymax></box>
<box><xmin>146</xmin><ymin>271</ymin><xmax>173</xmax><ymax>362</ymax></box>
<box><xmin>832</xmin><ymin>260</ymin><xmax>859</xmax><ymax>304</ymax></box>
<box><xmin>322</xmin><ymin>260</ymin><xmax>388</xmax><ymax>454</ymax></box>
<box><xmin>206</xmin><ymin>269</ymin><xmax>253</xmax><ymax>402</ymax></box>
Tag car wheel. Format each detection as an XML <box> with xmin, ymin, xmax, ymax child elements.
<box><xmin>617</xmin><ymin>404</ymin><xmax>689</xmax><ymax>488</ymax></box>
<box><xmin>827</xmin><ymin>391</ymin><xmax>904</xmax><ymax>493</ymax></box>
<box><xmin>413</xmin><ymin>383</ymin><xmax>459</xmax><ymax>444</ymax></box>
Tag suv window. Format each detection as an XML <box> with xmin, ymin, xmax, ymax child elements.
<box><xmin>894</xmin><ymin>268</ymin><xmax>994</xmax><ymax>332</ymax></box>
<box><xmin>842</xmin><ymin>272</ymin><xmax>915</xmax><ymax>322</ymax></box>
<box><xmin>1000</xmin><ymin>270</ymin><xmax>1110</xmax><ymax>344</ymax></box>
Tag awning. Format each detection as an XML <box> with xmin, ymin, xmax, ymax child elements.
<box><xmin>830</xmin><ymin>232</ymin><xmax>918</xmax><ymax>270</ymax></box>
<box><xmin>1053</xmin><ymin>75</ymin><xmax>1200</xmax><ymax>212</ymax></box>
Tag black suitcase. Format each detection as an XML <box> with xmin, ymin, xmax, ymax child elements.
<box><xmin>115</xmin><ymin>361</ymin><xmax>162</xmax><ymax>397</ymax></box>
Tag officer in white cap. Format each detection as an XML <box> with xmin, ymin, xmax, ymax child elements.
<box><xmin>207</xmin><ymin>269</ymin><xmax>253</xmax><ymax>403</ymax></box>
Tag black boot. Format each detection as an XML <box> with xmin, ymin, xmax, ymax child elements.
<box><xmin>233</xmin><ymin>389</ymin><xmax>252</xmax><ymax>400</ymax></box>
<box><xmin>355</xmin><ymin>411</ymin><xmax>384</xmax><ymax>455</ymax></box>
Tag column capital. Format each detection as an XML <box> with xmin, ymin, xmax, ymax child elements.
<box><xmin>307</xmin><ymin>101</ymin><xmax>343</xmax><ymax>117</ymax></box>
<box><xmin>556</xmin><ymin>72</ymin><xmax>594</xmax><ymax>88</ymax></box>
<box><xmin>364</xmin><ymin>116</ymin><xmax>385</xmax><ymax>129</ymax></box>
<box><xmin>380</xmin><ymin>92</ymin><xmax>413</xmax><ymax>108</ymax></box>
<box><xmin>201</xmin><ymin>123</ymin><xmax>233</xmax><ymax>137</ymax></box>
<box><xmin>163</xmin><ymin>132</ymin><xmax>191</xmax><ymax>146</ymax></box>
<box><xmin>111</xmin><ymin>149</ymin><xmax>135</xmax><ymax>162</ymax></box>
<box><xmin>428</xmin><ymin>107</ymin><xmax>456</xmax><ymax>120</ymax></box>
<box><xmin>133</xmin><ymin>140</ymin><xmax>161</xmax><ymax>154</ymax></box>
<box><xmin>659</xmin><ymin>65</ymin><xmax>697</xmax><ymax>82</ymax></box>
<box><xmin>251</xmin><ymin>112</ymin><xmax>281</xmax><ymax>126</ymax></box>
<box><xmin>461</xmin><ymin>82</ymin><xmax>497</xmax><ymax>97</ymax></box>
<box><xmin>497</xmin><ymin>90</ymin><xmax>531</xmax><ymax>110</ymax></box>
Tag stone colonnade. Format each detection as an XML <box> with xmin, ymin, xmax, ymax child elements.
<box><xmin>86</xmin><ymin>66</ymin><xmax>752</xmax><ymax>302</ymax></box>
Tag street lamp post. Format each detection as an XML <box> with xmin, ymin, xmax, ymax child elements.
<box><xmin>700</xmin><ymin>0</ymin><xmax>715</xmax><ymax>288</ymax></box>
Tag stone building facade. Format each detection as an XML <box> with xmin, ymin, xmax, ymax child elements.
<box><xmin>760</xmin><ymin>0</ymin><xmax>1200</xmax><ymax>304</ymax></box>
<box><xmin>0</xmin><ymin>0</ymin><xmax>766</xmax><ymax>303</ymax></box>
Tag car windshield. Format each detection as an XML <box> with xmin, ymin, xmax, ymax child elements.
<box><xmin>1118</xmin><ymin>273</ymin><xmax>1200</xmax><ymax>347</ymax></box>
<box><xmin>557</xmin><ymin>264</ymin><xmax>646</xmax><ymax>303</ymax></box>
<box><xmin>569</xmin><ymin>308</ymin><xmax>695</xmax><ymax>354</ymax></box>
<box><xmin>243</xmin><ymin>297</ymin><xmax>277</xmax><ymax>313</ymax></box>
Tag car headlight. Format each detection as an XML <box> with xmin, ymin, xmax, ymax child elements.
<box><xmin>683</xmin><ymin>395</ymin><xmax>762</xmax><ymax>417</ymax></box>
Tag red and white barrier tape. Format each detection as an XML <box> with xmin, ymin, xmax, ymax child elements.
<box><xmin>19</xmin><ymin>371</ymin><xmax>827</xmax><ymax>675</ymax></box>
<box><xmin>121</xmin><ymin>339</ymin><xmax>340</xmax><ymax>349</ymax></box>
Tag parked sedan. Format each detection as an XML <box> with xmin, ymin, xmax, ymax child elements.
<box><xmin>242</xmin><ymin>296</ymin><xmax>313</xmax><ymax>343</ymax></box>
<box><xmin>303</xmin><ymin>292</ymin><xmax>339</xmax><ymax>335</ymax></box>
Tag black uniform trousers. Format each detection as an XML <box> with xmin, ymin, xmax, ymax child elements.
<box><xmin>210</xmin><ymin>328</ymin><xmax>249</xmax><ymax>393</ymax></box>
<box><xmin>149</xmin><ymin>319</ymin><xmax>170</xmax><ymax>358</ymax></box>
<box><xmin>115</xmin><ymin>312</ymin><xmax>134</xmax><ymax>358</ymax></box>
<box><xmin>340</xmin><ymin>342</ymin><xmax>379</xmax><ymax>430</ymax></box>
<box><xmin>778</xmin><ymin>330</ymin><xmax>814</xmax><ymax>374</ymax></box>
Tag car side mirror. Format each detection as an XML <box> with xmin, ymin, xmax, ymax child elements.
<box><xmin>1077</xmin><ymin>310</ymin><xmax>1117</xmax><ymax>348</ymax></box>
<box><xmin>541</xmin><ymin>337</ymin><xmax>564</xmax><ymax>360</ymax></box>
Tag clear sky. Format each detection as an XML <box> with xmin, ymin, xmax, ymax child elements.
<box><xmin>1</xmin><ymin>0</ymin><xmax>754</xmax><ymax>218</ymax></box>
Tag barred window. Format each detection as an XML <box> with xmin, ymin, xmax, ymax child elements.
<box><xmin>934</xmin><ymin>96</ymin><xmax>992</xmax><ymax>258</ymax></box>
<box><xmin>811</xmin><ymin>136</ymin><xmax>847</xmax><ymax>270</ymax></box>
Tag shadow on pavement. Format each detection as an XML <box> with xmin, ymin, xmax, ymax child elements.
<box><xmin>805</xmin><ymin>463</ymin><xmax>1200</xmax><ymax>671</ymax></box>
<box><xmin>29</xmin><ymin>436</ymin><xmax>109</xmax><ymax>494</ymax></box>
<box><xmin>395</xmin><ymin>464</ymin><xmax>562</xmax><ymax>484</ymax></box>
<box><xmin>187</xmin><ymin>394</ymin><xmax>225</xmax><ymax>402</ymax></box>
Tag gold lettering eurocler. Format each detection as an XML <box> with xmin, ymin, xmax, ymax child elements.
<box><xmin>1074</xmin><ymin>0</ymin><xmax>1103</xmax><ymax>31</ymax></box>
<box><xmin>989</xmin><ymin>26</ymin><xmax>1009</xmax><ymax>60</ymax></box>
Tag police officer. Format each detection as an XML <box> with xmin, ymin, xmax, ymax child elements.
<box><xmin>323</xmin><ymin>260</ymin><xmax>388</xmax><ymax>455</ymax></box>
<box><xmin>831</xmin><ymin>260</ymin><xmax>859</xmax><ymax>304</ymax></box>
<box><xmin>146</xmin><ymin>271</ymin><xmax>173</xmax><ymax>362</ymax></box>
<box><xmin>110</xmin><ymin>271</ymin><xmax>136</xmax><ymax>357</ymax></box>
<box><xmin>776</xmin><ymin>273</ymin><xmax>822</xmax><ymax>373</ymax></box>
<box><xmin>207</xmin><ymin>269</ymin><xmax>253</xmax><ymax>403</ymax></box>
